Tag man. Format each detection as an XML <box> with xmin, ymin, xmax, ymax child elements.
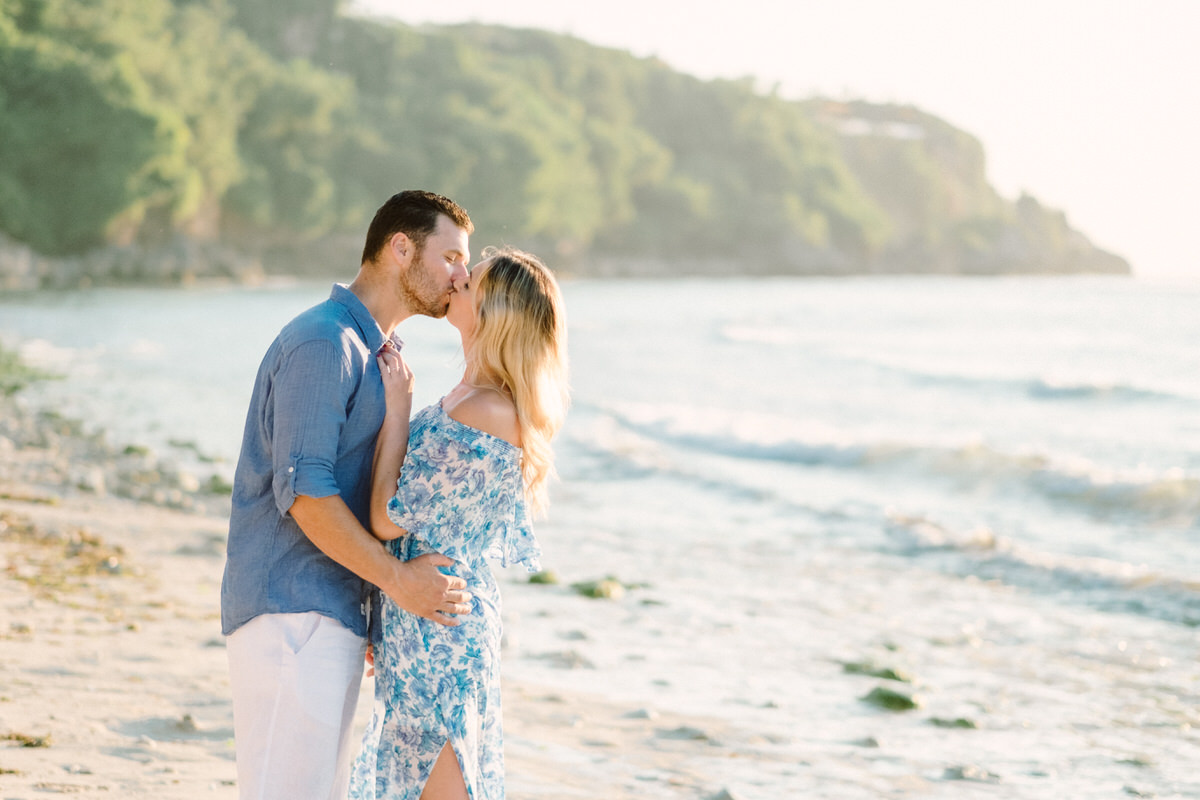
<box><xmin>221</xmin><ymin>190</ymin><xmax>475</xmax><ymax>799</ymax></box>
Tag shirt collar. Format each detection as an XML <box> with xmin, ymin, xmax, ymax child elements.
<box><xmin>329</xmin><ymin>283</ymin><xmax>402</xmax><ymax>354</ymax></box>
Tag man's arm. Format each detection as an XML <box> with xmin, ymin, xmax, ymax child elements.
<box><xmin>290</xmin><ymin>494</ymin><xmax>470</xmax><ymax>626</ymax></box>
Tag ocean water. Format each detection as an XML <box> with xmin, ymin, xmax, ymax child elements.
<box><xmin>2</xmin><ymin>275</ymin><xmax>1198</xmax><ymax>798</ymax></box>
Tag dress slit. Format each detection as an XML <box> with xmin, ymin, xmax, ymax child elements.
<box><xmin>419</xmin><ymin>739</ymin><xmax>471</xmax><ymax>800</ymax></box>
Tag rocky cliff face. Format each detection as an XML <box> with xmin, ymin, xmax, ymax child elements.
<box><xmin>0</xmin><ymin>234</ymin><xmax>264</xmax><ymax>291</ymax></box>
<box><xmin>814</xmin><ymin>100</ymin><xmax>1131</xmax><ymax>276</ymax></box>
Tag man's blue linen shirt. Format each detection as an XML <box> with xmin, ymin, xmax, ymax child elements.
<box><xmin>221</xmin><ymin>284</ymin><xmax>395</xmax><ymax>638</ymax></box>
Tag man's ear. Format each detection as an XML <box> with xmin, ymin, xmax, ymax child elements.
<box><xmin>389</xmin><ymin>231</ymin><xmax>412</xmax><ymax>265</ymax></box>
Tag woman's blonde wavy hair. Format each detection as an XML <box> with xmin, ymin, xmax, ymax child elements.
<box><xmin>468</xmin><ymin>246</ymin><xmax>569</xmax><ymax>515</ymax></box>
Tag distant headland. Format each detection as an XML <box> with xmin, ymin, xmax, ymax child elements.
<box><xmin>0</xmin><ymin>1</ymin><xmax>1128</xmax><ymax>289</ymax></box>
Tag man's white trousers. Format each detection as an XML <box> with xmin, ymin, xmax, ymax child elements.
<box><xmin>227</xmin><ymin>612</ymin><xmax>367</xmax><ymax>800</ymax></box>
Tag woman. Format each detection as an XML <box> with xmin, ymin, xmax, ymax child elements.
<box><xmin>348</xmin><ymin>247</ymin><xmax>569</xmax><ymax>800</ymax></box>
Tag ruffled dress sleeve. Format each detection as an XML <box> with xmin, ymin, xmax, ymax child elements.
<box><xmin>386</xmin><ymin>406</ymin><xmax>541</xmax><ymax>573</ymax></box>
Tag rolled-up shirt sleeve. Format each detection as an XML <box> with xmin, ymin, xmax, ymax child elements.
<box><xmin>269</xmin><ymin>338</ymin><xmax>354</xmax><ymax>516</ymax></box>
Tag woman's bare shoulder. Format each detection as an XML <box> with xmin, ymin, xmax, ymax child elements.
<box><xmin>446</xmin><ymin>390</ymin><xmax>521</xmax><ymax>447</ymax></box>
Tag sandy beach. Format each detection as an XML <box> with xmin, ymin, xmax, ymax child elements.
<box><xmin>0</xmin><ymin>394</ymin><xmax>752</xmax><ymax>800</ymax></box>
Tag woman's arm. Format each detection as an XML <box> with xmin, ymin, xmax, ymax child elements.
<box><xmin>370</xmin><ymin>344</ymin><xmax>414</xmax><ymax>540</ymax></box>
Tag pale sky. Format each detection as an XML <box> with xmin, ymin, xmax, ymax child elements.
<box><xmin>351</xmin><ymin>0</ymin><xmax>1199</xmax><ymax>280</ymax></box>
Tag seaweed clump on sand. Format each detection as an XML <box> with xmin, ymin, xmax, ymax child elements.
<box><xmin>2</xmin><ymin>732</ymin><xmax>51</xmax><ymax>748</ymax></box>
<box><xmin>1</xmin><ymin>510</ymin><xmax>140</xmax><ymax>600</ymax></box>
<box><xmin>0</xmin><ymin>343</ymin><xmax>55</xmax><ymax>397</ymax></box>
<box><xmin>859</xmin><ymin>686</ymin><xmax>921</xmax><ymax>712</ymax></box>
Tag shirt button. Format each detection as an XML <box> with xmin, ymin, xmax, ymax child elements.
<box><xmin>287</xmin><ymin>467</ymin><xmax>295</xmax><ymax>473</ymax></box>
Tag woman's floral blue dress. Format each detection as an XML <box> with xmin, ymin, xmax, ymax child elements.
<box><xmin>348</xmin><ymin>401</ymin><xmax>541</xmax><ymax>800</ymax></box>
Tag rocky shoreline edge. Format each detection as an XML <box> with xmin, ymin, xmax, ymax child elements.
<box><xmin>0</xmin><ymin>382</ymin><xmax>234</xmax><ymax>519</ymax></box>
<box><xmin>0</xmin><ymin>233</ymin><xmax>265</xmax><ymax>291</ymax></box>
<box><xmin>2</xmin><ymin>226</ymin><xmax>1131</xmax><ymax>291</ymax></box>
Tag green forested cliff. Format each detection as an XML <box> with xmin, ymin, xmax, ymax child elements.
<box><xmin>0</xmin><ymin>0</ymin><xmax>1129</xmax><ymax>284</ymax></box>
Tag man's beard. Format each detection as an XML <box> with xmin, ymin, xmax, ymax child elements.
<box><xmin>399</xmin><ymin>244</ymin><xmax>449</xmax><ymax>318</ymax></box>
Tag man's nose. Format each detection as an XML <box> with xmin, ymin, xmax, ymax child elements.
<box><xmin>451</xmin><ymin>261</ymin><xmax>468</xmax><ymax>281</ymax></box>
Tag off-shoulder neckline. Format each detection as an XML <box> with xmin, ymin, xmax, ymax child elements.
<box><xmin>434</xmin><ymin>399</ymin><xmax>522</xmax><ymax>455</ymax></box>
